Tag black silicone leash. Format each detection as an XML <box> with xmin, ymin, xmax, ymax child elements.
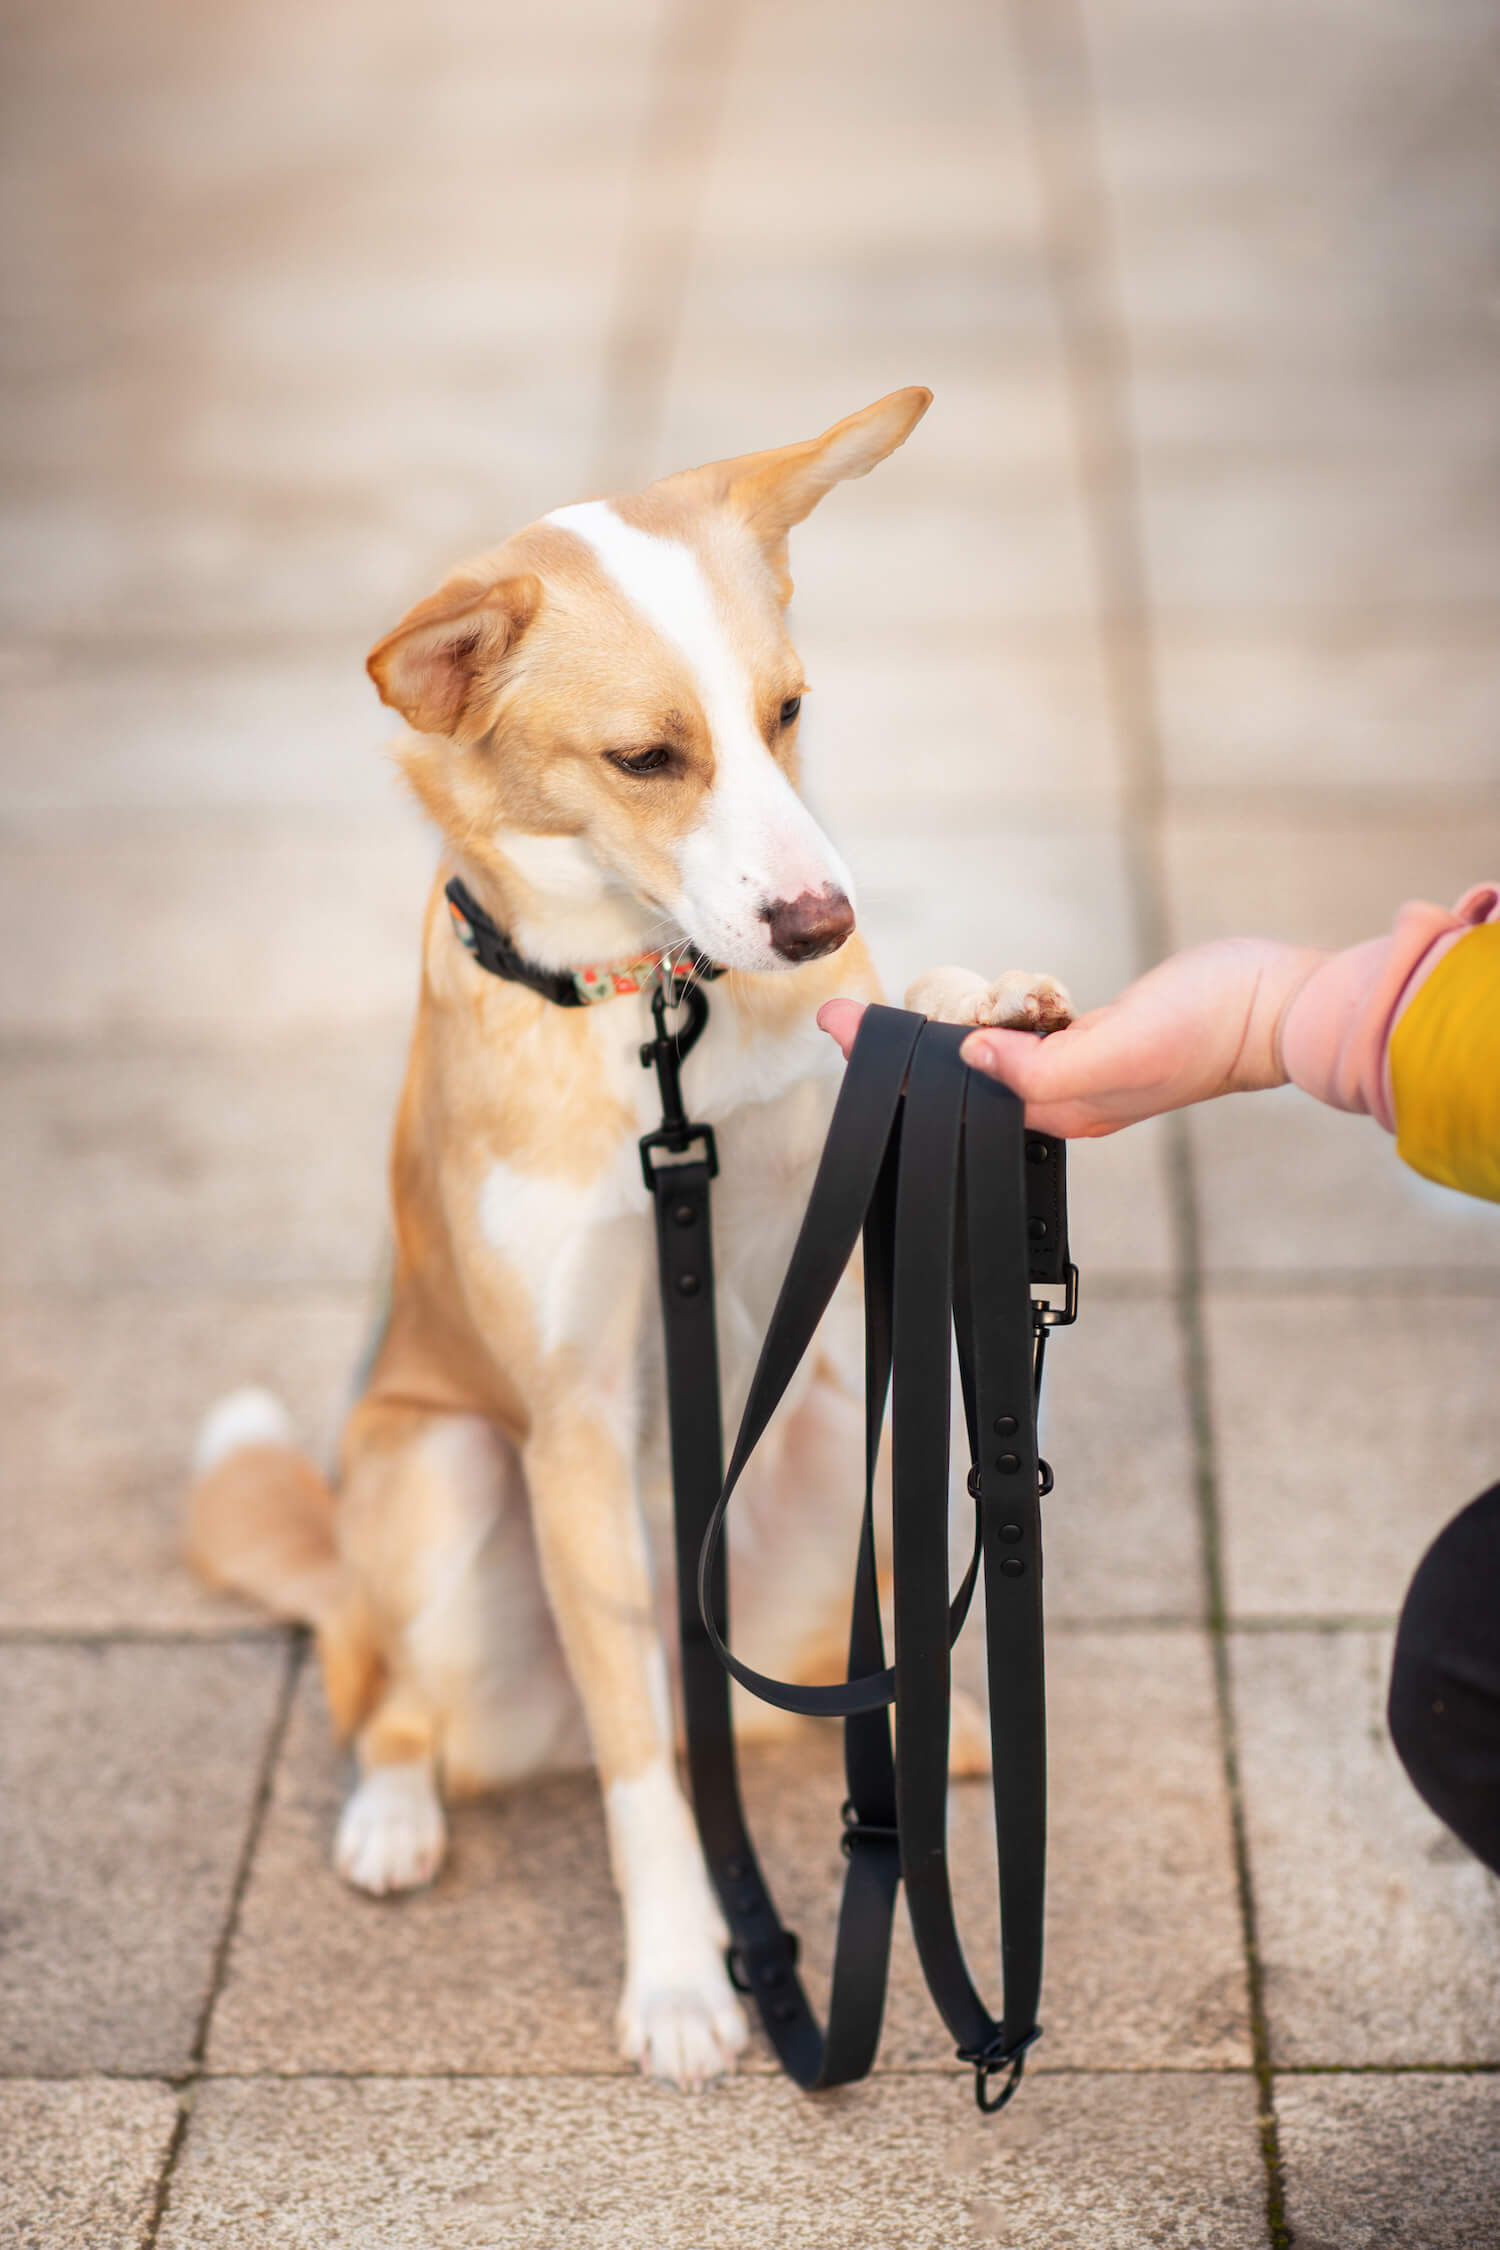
<box><xmin>642</xmin><ymin>997</ymin><xmax>1076</xmax><ymax>2108</ymax></box>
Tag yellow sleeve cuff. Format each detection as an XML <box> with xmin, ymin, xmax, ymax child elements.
<box><xmin>1390</xmin><ymin>922</ymin><xmax>1500</xmax><ymax>1204</ymax></box>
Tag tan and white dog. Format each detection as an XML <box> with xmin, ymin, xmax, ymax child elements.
<box><xmin>186</xmin><ymin>387</ymin><xmax>1070</xmax><ymax>2089</ymax></box>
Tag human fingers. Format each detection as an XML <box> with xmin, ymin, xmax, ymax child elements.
<box><xmin>958</xmin><ymin>1018</ymin><xmax>1151</xmax><ymax>1136</ymax></box>
<box><xmin>816</xmin><ymin>997</ymin><xmax>867</xmax><ymax>1059</ymax></box>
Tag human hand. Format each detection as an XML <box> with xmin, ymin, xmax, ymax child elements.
<box><xmin>817</xmin><ymin>937</ymin><xmax>1328</xmax><ymax>1137</ymax></box>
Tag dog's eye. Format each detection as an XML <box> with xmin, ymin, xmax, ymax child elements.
<box><xmin>608</xmin><ymin>746</ymin><xmax>672</xmax><ymax>776</ymax></box>
<box><xmin>779</xmin><ymin>695</ymin><xmax>802</xmax><ymax>727</ymax></box>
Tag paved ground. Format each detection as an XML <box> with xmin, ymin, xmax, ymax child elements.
<box><xmin>3</xmin><ymin>2</ymin><xmax>1499</xmax><ymax>2244</ymax></box>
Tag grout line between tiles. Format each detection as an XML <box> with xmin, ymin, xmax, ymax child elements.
<box><xmin>6</xmin><ymin>1269</ymin><xmax>1500</xmax><ymax>1302</ymax></box>
<box><xmin>10</xmin><ymin>2059</ymin><xmax>1498</xmax><ymax>2088</ymax></box>
<box><xmin>0</xmin><ymin>1626</ymin><xmax>289</xmax><ymax>1647</ymax></box>
<box><xmin>12</xmin><ymin>598</ymin><xmax>1500</xmax><ymax>673</ymax></box>
<box><xmin>1169</xmin><ymin>1131</ymin><xmax>1293</xmax><ymax>2250</ymax></box>
<box><xmin>1007</xmin><ymin>3</ymin><xmax>1290</xmax><ymax>2241</ymax></box>
<box><xmin>0</xmin><ymin>1612</ymin><xmax>1411</xmax><ymax>1655</ymax></box>
<box><xmin>141</xmin><ymin>1633</ymin><xmax>305</xmax><ymax>2249</ymax></box>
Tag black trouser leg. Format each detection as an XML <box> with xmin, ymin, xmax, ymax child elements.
<box><xmin>1387</xmin><ymin>1480</ymin><xmax>1500</xmax><ymax>1877</ymax></box>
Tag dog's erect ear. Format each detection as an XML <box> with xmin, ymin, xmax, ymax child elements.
<box><xmin>699</xmin><ymin>387</ymin><xmax>931</xmax><ymax>597</ymax></box>
<box><xmin>366</xmin><ymin>572</ymin><xmax>540</xmax><ymax>741</ymax></box>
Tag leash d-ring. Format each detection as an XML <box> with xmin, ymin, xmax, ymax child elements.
<box><xmin>960</xmin><ymin>2026</ymin><xmax>1044</xmax><ymax>2114</ymax></box>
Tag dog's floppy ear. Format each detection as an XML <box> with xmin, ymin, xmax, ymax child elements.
<box><xmin>702</xmin><ymin>387</ymin><xmax>931</xmax><ymax>599</ymax></box>
<box><xmin>367</xmin><ymin>570</ymin><xmax>540</xmax><ymax>741</ymax></box>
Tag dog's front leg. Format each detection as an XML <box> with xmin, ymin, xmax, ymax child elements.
<box><xmin>524</xmin><ymin>1402</ymin><xmax>749</xmax><ymax>2087</ymax></box>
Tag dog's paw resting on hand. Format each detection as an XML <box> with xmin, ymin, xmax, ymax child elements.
<box><xmin>905</xmin><ymin>965</ymin><xmax>1074</xmax><ymax>1035</ymax></box>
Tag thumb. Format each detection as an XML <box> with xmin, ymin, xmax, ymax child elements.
<box><xmin>958</xmin><ymin>1025</ymin><xmax>1056</xmax><ymax>1093</ymax></box>
<box><xmin>816</xmin><ymin>997</ymin><xmax>866</xmax><ymax>1059</ymax></box>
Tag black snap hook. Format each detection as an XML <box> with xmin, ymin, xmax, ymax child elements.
<box><xmin>958</xmin><ymin>2025</ymin><xmax>1042</xmax><ymax>2115</ymax></box>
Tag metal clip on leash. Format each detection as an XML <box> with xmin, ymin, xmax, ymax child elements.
<box><xmin>639</xmin><ymin>981</ymin><xmax>716</xmax><ymax>1189</ymax></box>
<box><xmin>642</xmin><ymin>997</ymin><xmax>1077</xmax><ymax>2111</ymax></box>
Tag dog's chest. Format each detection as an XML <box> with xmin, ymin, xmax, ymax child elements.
<box><xmin>632</xmin><ymin>1022</ymin><xmax>849</xmax><ymax>1531</ymax></box>
<box><xmin>640</xmin><ymin>999</ymin><xmax>844</xmax><ymax>1401</ymax></box>
<box><xmin>468</xmin><ymin>994</ymin><xmax>845</xmax><ymax>1471</ymax></box>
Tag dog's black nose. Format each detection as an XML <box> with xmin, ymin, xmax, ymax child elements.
<box><xmin>762</xmin><ymin>887</ymin><xmax>855</xmax><ymax>964</ymax></box>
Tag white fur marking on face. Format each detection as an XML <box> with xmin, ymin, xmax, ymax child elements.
<box><xmin>544</xmin><ymin>500</ymin><xmax>852</xmax><ymax>969</ymax></box>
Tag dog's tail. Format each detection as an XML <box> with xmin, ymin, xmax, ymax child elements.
<box><xmin>186</xmin><ymin>1388</ymin><xmax>383</xmax><ymax>1735</ymax></box>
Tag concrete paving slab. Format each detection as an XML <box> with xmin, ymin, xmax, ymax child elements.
<box><xmin>789</xmin><ymin>488</ymin><xmax>1097</xmax><ymax>634</ymax></box>
<box><xmin>1276</xmin><ymin>2071</ymin><xmax>1500</xmax><ymax>2250</ymax></box>
<box><xmin>804</xmin><ymin>630</ymin><xmax>1121</xmax><ymax>823</ymax></box>
<box><xmin>1089</xmin><ymin>0</ymin><xmax>1500</xmax><ymax>354</ymax></box>
<box><xmin>2</xmin><ymin>0</ymin><xmax>1496</xmax><ymax>2233</ymax></box>
<box><xmin>1232</xmin><ymin>1628</ymin><xmax>1500</xmax><ymax>2065</ymax></box>
<box><xmin>1058</xmin><ymin>1117</ymin><xmax>1176</xmax><ymax>1283</ymax></box>
<box><xmin>707</xmin><ymin>4</ymin><xmax>1040</xmax><ymax>258</ymax></box>
<box><xmin>698</xmin><ymin>132</ymin><xmax>1043</xmax><ymax>257</ymax></box>
<box><xmin>0</xmin><ymin>1024</ymin><xmax>1172</xmax><ymax>1301</ymax></box>
<box><xmin>1038</xmin><ymin>1296</ymin><xmax>1201</xmax><ymax>1621</ymax></box>
<box><xmin>160</xmin><ymin>2071</ymin><xmax>1266</xmax><ymax>2250</ymax></box>
<box><xmin>1208</xmin><ymin>1290</ymin><xmax>1500</xmax><ymax>1621</ymax></box>
<box><xmin>1187</xmin><ymin>1084</ymin><xmax>1500</xmax><ymax>1278</ymax></box>
<box><xmin>0</xmin><ymin>1289</ymin><xmax>368</xmax><ymax>1632</ymax></box>
<box><xmin>204</xmin><ymin>1673</ymin><xmax>622</xmax><ymax>2077</ymax></box>
<box><xmin>208</xmin><ymin>1628</ymin><xmax>1245</xmax><ymax>2076</ymax></box>
<box><xmin>0</xmin><ymin>820</ymin><xmax>434</xmax><ymax>1034</ymax></box>
<box><xmin>0</xmin><ymin>2078</ymin><xmax>181</xmax><ymax>2250</ymax></box>
<box><xmin>1164</xmin><ymin>802</ymin><xmax>1500</xmax><ymax>958</ymax></box>
<box><xmin>844</xmin><ymin>818</ymin><xmax>1138</xmax><ymax>1021</ymax></box>
<box><xmin>666</xmin><ymin>237</ymin><xmax>1062</xmax><ymax>365</ymax></box>
<box><xmin>1156</xmin><ymin>624</ymin><xmax>1500</xmax><ymax>803</ymax></box>
<box><xmin>1138</xmin><ymin>449</ymin><xmax>1500</xmax><ymax>614</ymax></box>
<box><xmin>0</xmin><ymin>1034</ymin><xmax>402</xmax><ymax>1290</ymax></box>
<box><xmin>1129</xmin><ymin>332</ymin><xmax>1500</xmax><ymax>460</ymax></box>
<box><xmin>0</xmin><ymin>653</ymin><xmax>409</xmax><ymax>818</ymax></box>
<box><xmin>655</xmin><ymin>349</ymin><xmax>1075</xmax><ymax>499</ymax></box>
<box><xmin>0</xmin><ymin>493</ymin><xmax>481</xmax><ymax>653</ymax></box>
<box><xmin>0</xmin><ymin>1639</ymin><xmax>289</xmax><ymax>2074</ymax></box>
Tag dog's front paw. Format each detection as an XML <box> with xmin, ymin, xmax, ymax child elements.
<box><xmin>905</xmin><ymin>964</ymin><xmax>1073</xmax><ymax>1035</ymax></box>
<box><xmin>335</xmin><ymin>1761</ymin><xmax>448</xmax><ymax>1895</ymax></box>
<box><xmin>976</xmin><ymin>969</ymin><xmax>1074</xmax><ymax>1034</ymax></box>
<box><xmin>617</xmin><ymin>1950</ymin><xmax>750</xmax><ymax>2089</ymax></box>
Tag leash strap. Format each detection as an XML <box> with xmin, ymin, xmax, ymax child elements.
<box><xmin>644</xmin><ymin>991</ymin><xmax>908</xmax><ymax>2084</ymax></box>
<box><xmin>642</xmin><ymin>997</ymin><xmax>1073</xmax><ymax>2107</ymax></box>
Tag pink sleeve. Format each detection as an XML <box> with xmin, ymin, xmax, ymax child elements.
<box><xmin>1278</xmin><ymin>884</ymin><xmax>1500</xmax><ymax>1131</ymax></box>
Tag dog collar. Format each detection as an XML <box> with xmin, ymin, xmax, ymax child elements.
<box><xmin>444</xmin><ymin>876</ymin><xmax>726</xmax><ymax>1009</ymax></box>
